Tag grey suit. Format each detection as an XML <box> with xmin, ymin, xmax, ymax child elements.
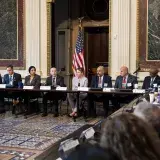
<box><xmin>24</xmin><ymin>74</ymin><xmax>41</xmax><ymax>89</ymax></box>
<box><xmin>68</xmin><ymin>76</ymin><xmax>88</xmax><ymax>112</ymax></box>
<box><xmin>115</xmin><ymin>74</ymin><xmax>138</xmax><ymax>89</ymax></box>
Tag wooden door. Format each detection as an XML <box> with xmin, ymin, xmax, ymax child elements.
<box><xmin>84</xmin><ymin>27</ymin><xmax>109</xmax><ymax>77</ymax></box>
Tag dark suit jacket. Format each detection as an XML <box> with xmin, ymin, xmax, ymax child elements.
<box><xmin>91</xmin><ymin>75</ymin><xmax>112</xmax><ymax>88</ymax></box>
<box><xmin>114</xmin><ymin>74</ymin><xmax>138</xmax><ymax>89</ymax></box>
<box><xmin>3</xmin><ymin>72</ymin><xmax>22</xmax><ymax>88</ymax></box>
<box><xmin>45</xmin><ymin>75</ymin><xmax>65</xmax><ymax>87</ymax></box>
<box><xmin>0</xmin><ymin>74</ymin><xmax>2</xmax><ymax>84</ymax></box>
<box><xmin>142</xmin><ymin>75</ymin><xmax>160</xmax><ymax>89</ymax></box>
<box><xmin>24</xmin><ymin>74</ymin><xmax>41</xmax><ymax>89</ymax></box>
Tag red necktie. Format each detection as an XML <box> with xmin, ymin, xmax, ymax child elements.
<box><xmin>123</xmin><ymin>77</ymin><xmax>126</xmax><ymax>83</ymax></box>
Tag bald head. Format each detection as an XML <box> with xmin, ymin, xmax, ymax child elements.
<box><xmin>97</xmin><ymin>66</ymin><xmax>104</xmax><ymax>77</ymax></box>
<box><xmin>120</xmin><ymin>66</ymin><xmax>128</xmax><ymax>77</ymax></box>
<box><xmin>149</xmin><ymin>68</ymin><xmax>158</xmax><ymax>77</ymax></box>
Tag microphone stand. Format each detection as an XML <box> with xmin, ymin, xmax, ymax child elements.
<box><xmin>133</xmin><ymin>66</ymin><xmax>140</xmax><ymax>80</ymax></box>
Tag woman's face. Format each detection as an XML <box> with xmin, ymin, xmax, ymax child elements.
<box><xmin>30</xmin><ymin>68</ymin><xmax>36</xmax><ymax>75</ymax></box>
<box><xmin>76</xmin><ymin>70</ymin><xmax>83</xmax><ymax>78</ymax></box>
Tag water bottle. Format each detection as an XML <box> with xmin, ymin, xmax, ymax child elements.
<box><xmin>158</xmin><ymin>86</ymin><xmax>160</xmax><ymax>93</ymax></box>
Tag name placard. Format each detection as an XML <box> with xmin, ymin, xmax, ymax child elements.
<box><xmin>133</xmin><ymin>89</ymin><xmax>145</xmax><ymax>93</ymax></box>
<box><xmin>103</xmin><ymin>88</ymin><xmax>114</xmax><ymax>92</ymax></box>
<box><xmin>82</xmin><ymin>127</ymin><xmax>95</xmax><ymax>139</ymax></box>
<box><xmin>40</xmin><ymin>86</ymin><xmax>51</xmax><ymax>90</ymax></box>
<box><xmin>56</xmin><ymin>87</ymin><xmax>67</xmax><ymax>91</ymax></box>
<box><xmin>61</xmin><ymin>139</ymin><xmax>79</xmax><ymax>152</ymax></box>
<box><xmin>78</xmin><ymin>87</ymin><xmax>89</xmax><ymax>91</ymax></box>
<box><xmin>23</xmin><ymin>86</ymin><xmax>34</xmax><ymax>90</ymax></box>
<box><xmin>0</xmin><ymin>84</ymin><xmax>6</xmax><ymax>88</ymax></box>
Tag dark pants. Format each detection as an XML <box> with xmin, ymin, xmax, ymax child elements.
<box><xmin>42</xmin><ymin>92</ymin><xmax>66</xmax><ymax>114</ymax></box>
<box><xmin>88</xmin><ymin>94</ymin><xmax>109</xmax><ymax>117</ymax></box>
<box><xmin>23</xmin><ymin>92</ymin><xmax>41</xmax><ymax>114</ymax></box>
<box><xmin>112</xmin><ymin>95</ymin><xmax>137</xmax><ymax>110</ymax></box>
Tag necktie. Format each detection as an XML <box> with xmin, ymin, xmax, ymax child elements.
<box><xmin>150</xmin><ymin>78</ymin><xmax>154</xmax><ymax>87</ymax></box>
<box><xmin>99</xmin><ymin>77</ymin><xmax>101</xmax><ymax>84</ymax></box>
<box><xmin>52</xmin><ymin>77</ymin><xmax>55</xmax><ymax>86</ymax></box>
<box><xmin>122</xmin><ymin>77</ymin><xmax>126</xmax><ymax>88</ymax></box>
<box><xmin>123</xmin><ymin>77</ymin><xmax>126</xmax><ymax>83</ymax></box>
<box><xmin>9</xmin><ymin>75</ymin><xmax>13</xmax><ymax>84</ymax></box>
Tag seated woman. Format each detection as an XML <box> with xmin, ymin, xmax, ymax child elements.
<box><xmin>23</xmin><ymin>66</ymin><xmax>41</xmax><ymax>114</ymax></box>
<box><xmin>24</xmin><ymin>66</ymin><xmax>41</xmax><ymax>89</ymax></box>
<box><xmin>68</xmin><ymin>68</ymin><xmax>88</xmax><ymax>117</ymax></box>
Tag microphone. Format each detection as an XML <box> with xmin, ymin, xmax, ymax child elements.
<box><xmin>133</xmin><ymin>66</ymin><xmax>140</xmax><ymax>74</ymax></box>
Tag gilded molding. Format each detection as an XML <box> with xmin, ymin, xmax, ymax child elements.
<box><xmin>136</xmin><ymin>0</ymin><xmax>140</xmax><ymax>68</ymax></box>
<box><xmin>108</xmin><ymin>0</ymin><xmax>111</xmax><ymax>75</ymax></box>
<box><xmin>46</xmin><ymin>0</ymin><xmax>53</xmax><ymax>75</ymax></box>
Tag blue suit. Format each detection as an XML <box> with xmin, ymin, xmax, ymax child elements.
<box><xmin>3</xmin><ymin>72</ymin><xmax>22</xmax><ymax>88</ymax></box>
<box><xmin>91</xmin><ymin>75</ymin><xmax>112</xmax><ymax>88</ymax></box>
<box><xmin>88</xmin><ymin>75</ymin><xmax>112</xmax><ymax>117</ymax></box>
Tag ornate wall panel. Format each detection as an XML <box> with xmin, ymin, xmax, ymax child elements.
<box><xmin>0</xmin><ymin>0</ymin><xmax>25</xmax><ymax>69</ymax></box>
<box><xmin>137</xmin><ymin>0</ymin><xmax>160</xmax><ymax>71</ymax></box>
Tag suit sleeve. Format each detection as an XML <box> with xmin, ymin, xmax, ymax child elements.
<box><xmin>114</xmin><ymin>77</ymin><xmax>119</xmax><ymax>88</ymax></box>
<box><xmin>84</xmin><ymin>78</ymin><xmax>88</xmax><ymax>87</ymax></box>
<box><xmin>45</xmin><ymin>77</ymin><xmax>49</xmax><ymax>86</ymax></box>
<box><xmin>142</xmin><ymin>77</ymin><xmax>146</xmax><ymax>89</ymax></box>
<box><xmin>3</xmin><ymin>75</ymin><xmax>7</xmax><ymax>84</ymax></box>
<box><xmin>108</xmin><ymin>76</ymin><xmax>112</xmax><ymax>88</ymax></box>
<box><xmin>19</xmin><ymin>74</ymin><xmax>22</xmax><ymax>82</ymax></box>
<box><xmin>90</xmin><ymin>76</ymin><xmax>95</xmax><ymax>88</ymax></box>
<box><xmin>24</xmin><ymin>76</ymin><xmax>27</xmax><ymax>86</ymax></box>
<box><xmin>34</xmin><ymin>76</ymin><xmax>41</xmax><ymax>89</ymax></box>
<box><xmin>131</xmin><ymin>76</ymin><xmax>138</xmax><ymax>88</ymax></box>
<box><xmin>60</xmin><ymin>77</ymin><xmax>65</xmax><ymax>87</ymax></box>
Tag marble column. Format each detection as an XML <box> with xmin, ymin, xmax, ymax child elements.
<box><xmin>25</xmin><ymin>0</ymin><xmax>41</xmax><ymax>75</ymax></box>
<box><xmin>111</xmin><ymin>0</ymin><xmax>131</xmax><ymax>79</ymax></box>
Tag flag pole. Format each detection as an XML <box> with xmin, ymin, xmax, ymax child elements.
<box><xmin>78</xmin><ymin>17</ymin><xmax>84</xmax><ymax>28</ymax></box>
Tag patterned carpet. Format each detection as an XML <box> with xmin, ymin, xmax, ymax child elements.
<box><xmin>0</xmin><ymin>112</ymin><xmax>102</xmax><ymax>160</ymax></box>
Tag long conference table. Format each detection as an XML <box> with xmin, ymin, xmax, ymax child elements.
<box><xmin>0</xmin><ymin>88</ymin><xmax>144</xmax><ymax>118</ymax></box>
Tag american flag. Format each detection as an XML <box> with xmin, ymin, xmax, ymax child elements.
<box><xmin>72</xmin><ymin>26</ymin><xmax>85</xmax><ymax>76</ymax></box>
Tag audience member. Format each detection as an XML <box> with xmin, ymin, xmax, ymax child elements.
<box><xmin>100</xmin><ymin>114</ymin><xmax>160</xmax><ymax>160</ymax></box>
<box><xmin>66</xmin><ymin>143</ymin><xmax>120</xmax><ymax>160</ymax></box>
<box><xmin>68</xmin><ymin>67</ymin><xmax>88</xmax><ymax>117</ymax></box>
<box><xmin>134</xmin><ymin>102</ymin><xmax>160</xmax><ymax>137</ymax></box>
<box><xmin>88</xmin><ymin>66</ymin><xmax>112</xmax><ymax>117</ymax></box>
<box><xmin>42</xmin><ymin>67</ymin><xmax>66</xmax><ymax>117</ymax></box>
<box><xmin>142</xmin><ymin>68</ymin><xmax>160</xmax><ymax>90</ymax></box>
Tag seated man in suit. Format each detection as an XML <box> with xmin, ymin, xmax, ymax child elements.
<box><xmin>0</xmin><ymin>74</ymin><xmax>4</xmax><ymax>113</ymax></box>
<box><xmin>142</xmin><ymin>68</ymin><xmax>160</xmax><ymax>90</ymax></box>
<box><xmin>113</xmin><ymin>66</ymin><xmax>138</xmax><ymax>109</ymax></box>
<box><xmin>88</xmin><ymin>66</ymin><xmax>112</xmax><ymax>117</ymax></box>
<box><xmin>42</xmin><ymin>67</ymin><xmax>66</xmax><ymax>117</ymax></box>
<box><xmin>3</xmin><ymin>65</ymin><xmax>22</xmax><ymax>114</ymax></box>
<box><xmin>115</xmin><ymin>66</ymin><xmax>138</xmax><ymax>89</ymax></box>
